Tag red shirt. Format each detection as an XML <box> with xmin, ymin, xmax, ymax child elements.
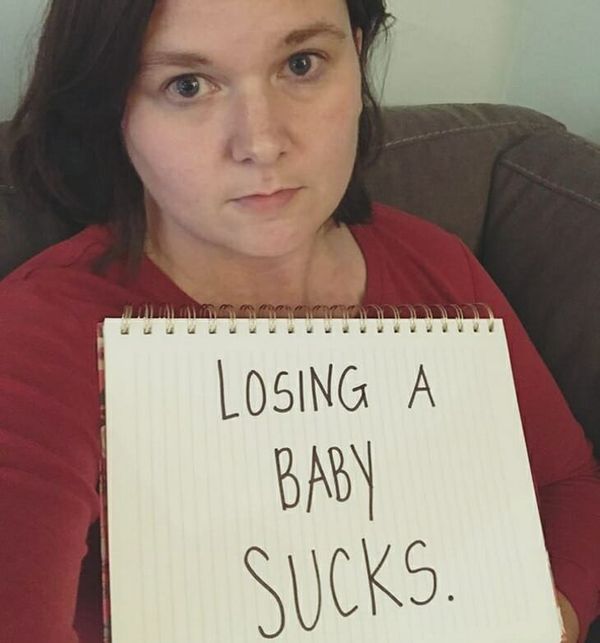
<box><xmin>1</xmin><ymin>203</ymin><xmax>598</xmax><ymax>642</ymax></box>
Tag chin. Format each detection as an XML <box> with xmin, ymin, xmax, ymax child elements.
<box><xmin>225</xmin><ymin>225</ymin><xmax>317</xmax><ymax>260</ymax></box>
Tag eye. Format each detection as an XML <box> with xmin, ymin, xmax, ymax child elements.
<box><xmin>164</xmin><ymin>51</ymin><xmax>326</xmax><ymax>102</ymax></box>
<box><xmin>287</xmin><ymin>52</ymin><xmax>325</xmax><ymax>80</ymax></box>
<box><xmin>166</xmin><ymin>75</ymin><xmax>206</xmax><ymax>100</ymax></box>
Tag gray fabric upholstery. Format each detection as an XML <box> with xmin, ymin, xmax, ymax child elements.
<box><xmin>363</xmin><ymin>103</ymin><xmax>564</xmax><ymax>252</ymax></box>
<box><xmin>484</xmin><ymin>129</ymin><xmax>600</xmax><ymax>460</ymax></box>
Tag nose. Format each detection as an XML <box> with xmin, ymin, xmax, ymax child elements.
<box><xmin>229</xmin><ymin>84</ymin><xmax>289</xmax><ymax>165</ymax></box>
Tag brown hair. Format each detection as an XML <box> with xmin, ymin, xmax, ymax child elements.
<box><xmin>7</xmin><ymin>0</ymin><xmax>396</xmax><ymax>270</ymax></box>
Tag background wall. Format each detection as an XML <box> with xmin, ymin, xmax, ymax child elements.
<box><xmin>503</xmin><ymin>0</ymin><xmax>600</xmax><ymax>144</ymax></box>
<box><xmin>374</xmin><ymin>0</ymin><xmax>600</xmax><ymax>143</ymax></box>
<box><xmin>373</xmin><ymin>0</ymin><xmax>526</xmax><ymax>105</ymax></box>
<box><xmin>0</xmin><ymin>0</ymin><xmax>45</xmax><ymax>122</ymax></box>
<box><xmin>1</xmin><ymin>0</ymin><xmax>599</xmax><ymax>143</ymax></box>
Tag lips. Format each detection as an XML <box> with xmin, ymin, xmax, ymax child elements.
<box><xmin>236</xmin><ymin>187</ymin><xmax>298</xmax><ymax>199</ymax></box>
<box><xmin>232</xmin><ymin>187</ymin><xmax>301</xmax><ymax>212</ymax></box>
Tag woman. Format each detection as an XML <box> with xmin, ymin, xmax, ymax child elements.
<box><xmin>1</xmin><ymin>0</ymin><xmax>598</xmax><ymax>641</ymax></box>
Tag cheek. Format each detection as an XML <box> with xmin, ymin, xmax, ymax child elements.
<box><xmin>312</xmin><ymin>82</ymin><xmax>362</xmax><ymax>173</ymax></box>
<box><xmin>122</xmin><ymin>105</ymin><xmax>215</xmax><ymax>205</ymax></box>
<box><xmin>312</xmin><ymin>64</ymin><xmax>363</xmax><ymax>152</ymax></box>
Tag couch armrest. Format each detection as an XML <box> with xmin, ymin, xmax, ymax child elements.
<box><xmin>483</xmin><ymin>129</ymin><xmax>600</xmax><ymax>459</ymax></box>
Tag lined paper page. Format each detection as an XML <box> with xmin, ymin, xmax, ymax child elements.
<box><xmin>102</xmin><ymin>317</ymin><xmax>562</xmax><ymax>643</ymax></box>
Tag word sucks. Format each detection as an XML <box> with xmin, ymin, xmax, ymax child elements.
<box><xmin>244</xmin><ymin>537</ymin><xmax>439</xmax><ymax>639</ymax></box>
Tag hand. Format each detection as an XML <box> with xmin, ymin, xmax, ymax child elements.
<box><xmin>556</xmin><ymin>590</ymin><xmax>579</xmax><ymax>643</ymax></box>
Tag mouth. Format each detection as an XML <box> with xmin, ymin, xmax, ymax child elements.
<box><xmin>232</xmin><ymin>188</ymin><xmax>302</xmax><ymax>212</ymax></box>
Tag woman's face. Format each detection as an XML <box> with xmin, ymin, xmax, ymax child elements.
<box><xmin>122</xmin><ymin>0</ymin><xmax>364</xmax><ymax>262</ymax></box>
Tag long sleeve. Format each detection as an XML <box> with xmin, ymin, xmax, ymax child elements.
<box><xmin>460</xmin><ymin>242</ymin><xmax>600</xmax><ymax>642</ymax></box>
<box><xmin>0</xmin><ymin>284</ymin><xmax>102</xmax><ymax>642</ymax></box>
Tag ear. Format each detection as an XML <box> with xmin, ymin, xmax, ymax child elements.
<box><xmin>353</xmin><ymin>27</ymin><xmax>363</xmax><ymax>55</ymax></box>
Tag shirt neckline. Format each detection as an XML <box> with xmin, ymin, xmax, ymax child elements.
<box><xmin>134</xmin><ymin>214</ymin><xmax>385</xmax><ymax>309</ymax></box>
<box><xmin>347</xmin><ymin>217</ymin><xmax>385</xmax><ymax>306</ymax></box>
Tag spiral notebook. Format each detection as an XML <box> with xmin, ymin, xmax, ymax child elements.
<box><xmin>98</xmin><ymin>304</ymin><xmax>564</xmax><ymax>643</ymax></box>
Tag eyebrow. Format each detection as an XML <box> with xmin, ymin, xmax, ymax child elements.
<box><xmin>141</xmin><ymin>20</ymin><xmax>348</xmax><ymax>69</ymax></box>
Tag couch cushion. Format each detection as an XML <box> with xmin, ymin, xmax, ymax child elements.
<box><xmin>365</xmin><ymin>103</ymin><xmax>565</xmax><ymax>254</ymax></box>
<box><xmin>0</xmin><ymin>120</ymin><xmax>8</xmax><ymax>183</ymax></box>
<box><xmin>0</xmin><ymin>186</ymin><xmax>82</xmax><ymax>277</ymax></box>
<box><xmin>483</xmin><ymin>130</ymin><xmax>600</xmax><ymax>457</ymax></box>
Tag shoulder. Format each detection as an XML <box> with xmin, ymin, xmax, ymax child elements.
<box><xmin>0</xmin><ymin>225</ymin><xmax>118</xmax><ymax>427</ymax></box>
<box><xmin>0</xmin><ymin>225</ymin><xmax>130</xmax><ymax>367</ymax></box>
<box><xmin>1</xmin><ymin>224</ymin><xmax>112</xmax><ymax>288</ymax></box>
<box><xmin>358</xmin><ymin>201</ymin><xmax>474</xmax><ymax>279</ymax></box>
<box><xmin>368</xmin><ymin>201</ymin><xmax>468</xmax><ymax>260</ymax></box>
<box><xmin>354</xmin><ymin>202</ymin><xmax>478</xmax><ymax>302</ymax></box>
<box><xmin>0</xmin><ymin>224</ymin><xmax>131</xmax><ymax>318</ymax></box>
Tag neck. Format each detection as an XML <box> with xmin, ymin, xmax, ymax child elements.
<box><xmin>145</xmin><ymin>219</ymin><xmax>365</xmax><ymax>311</ymax></box>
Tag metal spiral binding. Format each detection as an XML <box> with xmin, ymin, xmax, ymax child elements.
<box><xmin>119</xmin><ymin>303</ymin><xmax>495</xmax><ymax>335</ymax></box>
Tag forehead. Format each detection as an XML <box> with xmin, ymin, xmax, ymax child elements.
<box><xmin>143</xmin><ymin>0</ymin><xmax>351</xmax><ymax>52</ymax></box>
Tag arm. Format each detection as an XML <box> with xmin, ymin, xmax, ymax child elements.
<box><xmin>0</xmin><ymin>287</ymin><xmax>101</xmax><ymax>642</ymax></box>
<box><xmin>460</xmin><ymin>242</ymin><xmax>600</xmax><ymax>643</ymax></box>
